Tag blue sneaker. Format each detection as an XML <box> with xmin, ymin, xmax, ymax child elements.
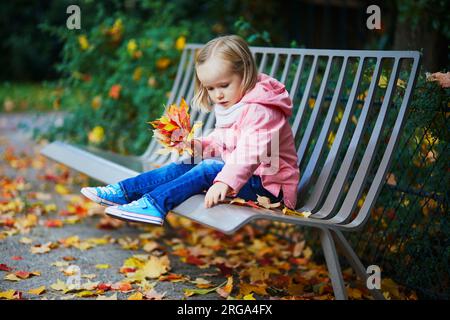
<box><xmin>80</xmin><ymin>183</ymin><xmax>128</xmax><ymax>206</ymax></box>
<box><xmin>105</xmin><ymin>197</ymin><xmax>164</xmax><ymax>226</ymax></box>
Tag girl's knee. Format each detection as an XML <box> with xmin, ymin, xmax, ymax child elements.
<box><xmin>196</xmin><ymin>159</ymin><xmax>224</xmax><ymax>171</ymax></box>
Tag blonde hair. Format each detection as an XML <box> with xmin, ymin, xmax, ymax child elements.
<box><xmin>191</xmin><ymin>35</ymin><xmax>258</xmax><ymax>112</ymax></box>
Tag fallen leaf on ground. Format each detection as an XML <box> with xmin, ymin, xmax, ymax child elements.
<box><xmin>143</xmin><ymin>288</ymin><xmax>166</xmax><ymax>300</ymax></box>
<box><xmin>28</xmin><ymin>286</ymin><xmax>46</xmax><ymax>295</ymax></box>
<box><xmin>216</xmin><ymin>276</ymin><xmax>233</xmax><ymax>298</ymax></box>
<box><xmin>0</xmin><ymin>290</ymin><xmax>20</xmax><ymax>300</ymax></box>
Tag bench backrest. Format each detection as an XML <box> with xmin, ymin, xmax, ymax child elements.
<box><xmin>142</xmin><ymin>44</ymin><xmax>420</xmax><ymax>230</ymax></box>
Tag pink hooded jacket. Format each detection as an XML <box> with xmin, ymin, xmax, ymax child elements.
<box><xmin>200</xmin><ymin>73</ymin><xmax>300</xmax><ymax>209</ymax></box>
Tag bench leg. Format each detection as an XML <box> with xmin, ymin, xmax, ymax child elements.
<box><xmin>319</xmin><ymin>228</ymin><xmax>348</xmax><ymax>300</ymax></box>
<box><xmin>331</xmin><ymin>230</ymin><xmax>385</xmax><ymax>300</ymax></box>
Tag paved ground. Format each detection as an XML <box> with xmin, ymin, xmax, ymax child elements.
<box><xmin>0</xmin><ymin>113</ymin><xmax>236</xmax><ymax>300</ymax></box>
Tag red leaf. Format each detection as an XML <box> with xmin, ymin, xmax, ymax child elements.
<box><xmin>0</xmin><ymin>264</ymin><xmax>13</xmax><ymax>272</ymax></box>
<box><xmin>44</xmin><ymin>219</ymin><xmax>63</xmax><ymax>228</ymax></box>
<box><xmin>97</xmin><ymin>283</ymin><xmax>112</xmax><ymax>291</ymax></box>
<box><xmin>215</xmin><ymin>263</ymin><xmax>233</xmax><ymax>277</ymax></box>
<box><xmin>186</xmin><ymin>255</ymin><xmax>205</xmax><ymax>266</ymax></box>
<box><xmin>246</xmin><ymin>200</ymin><xmax>261</xmax><ymax>209</ymax></box>
<box><xmin>14</xmin><ymin>271</ymin><xmax>31</xmax><ymax>279</ymax></box>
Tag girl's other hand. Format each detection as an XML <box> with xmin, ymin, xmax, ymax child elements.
<box><xmin>204</xmin><ymin>182</ymin><xmax>230</xmax><ymax>208</ymax></box>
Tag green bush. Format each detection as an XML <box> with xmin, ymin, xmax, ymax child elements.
<box><xmin>351</xmin><ymin>71</ymin><xmax>449</xmax><ymax>299</ymax></box>
<box><xmin>38</xmin><ymin>0</ymin><xmax>211</xmax><ymax>155</ymax></box>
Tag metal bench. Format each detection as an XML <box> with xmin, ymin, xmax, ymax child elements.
<box><xmin>41</xmin><ymin>44</ymin><xmax>421</xmax><ymax>299</ymax></box>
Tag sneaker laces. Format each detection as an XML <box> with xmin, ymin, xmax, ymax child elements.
<box><xmin>124</xmin><ymin>200</ymin><xmax>140</xmax><ymax>207</ymax></box>
<box><xmin>97</xmin><ymin>185</ymin><xmax>118</xmax><ymax>196</ymax></box>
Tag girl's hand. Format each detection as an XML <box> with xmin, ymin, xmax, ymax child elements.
<box><xmin>205</xmin><ymin>182</ymin><xmax>230</xmax><ymax>208</ymax></box>
<box><xmin>192</xmin><ymin>138</ymin><xmax>202</xmax><ymax>157</ymax></box>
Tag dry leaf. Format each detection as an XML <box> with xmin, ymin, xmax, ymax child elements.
<box><xmin>282</xmin><ymin>207</ymin><xmax>312</xmax><ymax>218</ymax></box>
<box><xmin>256</xmin><ymin>195</ymin><xmax>281</xmax><ymax>209</ymax></box>
<box><xmin>50</xmin><ymin>279</ymin><xmax>68</xmax><ymax>292</ymax></box>
<box><xmin>143</xmin><ymin>288</ymin><xmax>166</xmax><ymax>300</ymax></box>
<box><xmin>216</xmin><ymin>275</ymin><xmax>233</xmax><ymax>298</ymax></box>
<box><xmin>19</xmin><ymin>237</ymin><xmax>33</xmax><ymax>244</ymax></box>
<box><xmin>96</xmin><ymin>293</ymin><xmax>118</xmax><ymax>300</ymax></box>
<box><xmin>127</xmin><ymin>292</ymin><xmax>144</xmax><ymax>300</ymax></box>
<box><xmin>0</xmin><ymin>290</ymin><xmax>18</xmax><ymax>300</ymax></box>
<box><xmin>243</xmin><ymin>293</ymin><xmax>256</xmax><ymax>300</ymax></box>
<box><xmin>28</xmin><ymin>286</ymin><xmax>46</xmax><ymax>295</ymax></box>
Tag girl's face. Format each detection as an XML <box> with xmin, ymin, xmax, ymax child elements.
<box><xmin>196</xmin><ymin>57</ymin><xmax>243</xmax><ymax>108</ymax></box>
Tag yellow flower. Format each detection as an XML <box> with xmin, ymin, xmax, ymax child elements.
<box><xmin>78</xmin><ymin>35</ymin><xmax>89</xmax><ymax>50</ymax></box>
<box><xmin>148</xmin><ymin>76</ymin><xmax>157</xmax><ymax>87</ymax></box>
<box><xmin>397</xmin><ymin>79</ymin><xmax>406</xmax><ymax>89</ymax></box>
<box><xmin>91</xmin><ymin>96</ymin><xmax>102</xmax><ymax>110</ymax></box>
<box><xmin>132</xmin><ymin>67</ymin><xmax>142</xmax><ymax>81</ymax></box>
<box><xmin>108</xmin><ymin>19</ymin><xmax>123</xmax><ymax>42</ymax></box>
<box><xmin>175</xmin><ymin>36</ymin><xmax>186</xmax><ymax>50</ymax></box>
<box><xmin>88</xmin><ymin>126</ymin><xmax>105</xmax><ymax>144</ymax></box>
<box><xmin>156</xmin><ymin>57</ymin><xmax>171</xmax><ymax>70</ymax></box>
<box><xmin>127</xmin><ymin>39</ymin><xmax>138</xmax><ymax>55</ymax></box>
<box><xmin>327</xmin><ymin>131</ymin><xmax>336</xmax><ymax>148</ymax></box>
<box><xmin>378</xmin><ymin>75</ymin><xmax>388</xmax><ymax>88</ymax></box>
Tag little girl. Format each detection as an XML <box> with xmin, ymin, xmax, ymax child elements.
<box><xmin>81</xmin><ymin>35</ymin><xmax>300</xmax><ymax>226</ymax></box>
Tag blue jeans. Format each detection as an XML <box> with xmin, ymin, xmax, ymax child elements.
<box><xmin>118</xmin><ymin>159</ymin><xmax>283</xmax><ymax>216</ymax></box>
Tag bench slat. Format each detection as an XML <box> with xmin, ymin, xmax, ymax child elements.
<box><xmin>297</xmin><ymin>57</ymin><xmax>349</xmax><ymax>198</ymax></box>
<box><xmin>296</xmin><ymin>55</ymin><xmax>328</xmax><ymax>168</ymax></box>
<box><xmin>301</xmin><ymin>57</ymin><xmax>365</xmax><ymax>213</ymax></box>
<box><xmin>312</xmin><ymin>58</ymin><xmax>383</xmax><ymax>219</ymax></box>
<box><xmin>172</xmin><ymin>195</ymin><xmax>337</xmax><ymax>234</ymax></box>
<box><xmin>41</xmin><ymin>141</ymin><xmax>139</xmax><ymax>184</ymax></box>
<box><xmin>329</xmin><ymin>58</ymin><xmax>401</xmax><ymax>224</ymax></box>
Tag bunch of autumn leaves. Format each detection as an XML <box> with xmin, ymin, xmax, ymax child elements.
<box><xmin>149</xmin><ymin>98</ymin><xmax>201</xmax><ymax>157</ymax></box>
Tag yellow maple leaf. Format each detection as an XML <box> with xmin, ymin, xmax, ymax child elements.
<box><xmin>247</xmin><ymin>266</ymin><xmax>280</xmax><ymax>284</ymax></box>
<box><xmin>4</xmin><ymin>274</ymin><xmax>21</xmax><ymax>282</ymax></box>
<box><xmin>127</xmin><ymin>292</ymin><xmax>144</xmax><ymax>300</ymax></box>
<box><xmin>76</xmin><ymin>290</ymin><xmax>97</xmax><ymax>298</ymax></box>
<box><xmin>96</xmin><ymin>293</ymin><xmax>118</xmax><ymax>300</ymax></box>
<box><xmin>95</xmin><ymin>264</ymin><xmax>110</xmax><ymax>269</ymax></box>
<box><xmin>55</xmin><ymin>184</ymin><xmax>70</xmax><ymax>195</ymax></box>
<box><xmin>129</xmin><ymin>255</ymin><xmax>170</xmax><ymax>281</ymax></box>
<box><xmin>243</xmin><ymin>293</ymin><xmax>256</xmax><ymax>300</ymax></box>
<box><xmin>122</xmin><ymin>256</ymin><xmax>146</xmax><ymax>269</ymax></box>
<box><xmin>347</xmin><ymin>287</ymin><xmax>363</xmax><ymax>299</ymax></box>
<box><xmin>282</xmin><ymin>207</ymin><xmax>312</xmax><ymax>218</ymax></box>
<box><xmin>0</xmin><ymin>290</ymin><xmax>17</xmax><ymax>300</ymax></box>
<box><xmin>50</xmin><ymin>279</ymin><xmax>68</xmax><ymax>292</ymax></box>
<box><xmin>239</xmin><ymin>283</ymin><xmax>268</xmax><ymax>297</ymax></box>
<box><xmin>28</xmin><ymin>286</ymin><xmax>46</xmax><ymax>295</ymax></box>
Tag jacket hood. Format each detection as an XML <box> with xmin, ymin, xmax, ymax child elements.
<box><xmin>240</xmin><ymin>73</ymin><xmax>293</xmax><ymax>117</ymax></box>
